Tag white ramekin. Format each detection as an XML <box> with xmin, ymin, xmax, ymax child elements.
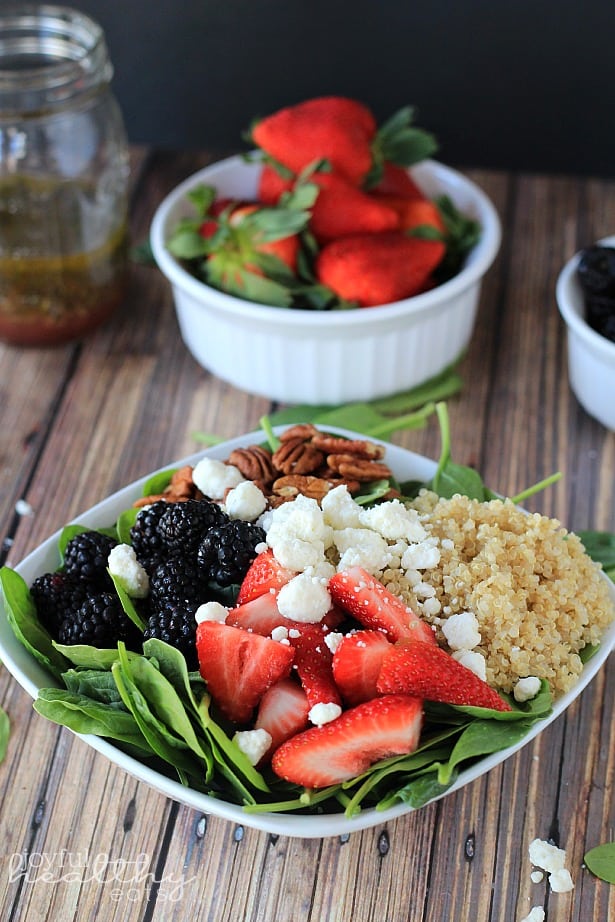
<box><xmin>556</xmin><ymin>235</ymin><xmax>615</xmax><ymax>430</ymax></box>
<box><xmin>151</xmin><ymin>156</ymin><xmax>501</xmax><ymax>404</ymax></box>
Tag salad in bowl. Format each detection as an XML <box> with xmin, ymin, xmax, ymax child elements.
<box><xmin>1</xmin><ymin>409</ymin><xmax>613</xmax><ymax>838</ymax></box>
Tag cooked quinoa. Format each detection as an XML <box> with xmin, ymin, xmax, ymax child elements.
<box><xmin>382</xmin><ymin>492</ymin><xmax>615</xmax><ymax>696</ymax></box>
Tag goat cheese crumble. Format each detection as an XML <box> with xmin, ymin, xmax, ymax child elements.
<box><xmin>107</xmin><ymin>544</ymin><xmax>149</xmax><ymax>598</ymax></box>
<box><xmin>232</xmin><ymin>728</ymin><xmax>272</xmax><ymax>766</ymax></box>
<box><xmin>309</xmin><ymin>702</ymin><xmax>342</xmax><ymax>726</ymax></box>
<box><xmin>192</xmin><ymin>457</ymin><xmax>245</xmax><ymax>499</ymax></box>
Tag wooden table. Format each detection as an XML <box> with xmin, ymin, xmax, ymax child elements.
<box><xmin>1</xmin><ymin>149</ymin><xmax>614</xmax><ymax>922</ymax></box>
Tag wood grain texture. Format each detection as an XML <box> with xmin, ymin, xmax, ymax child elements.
<box><xmin>0</xmin><ymin>152</ymin><xmax>614</xmax><ymax>922</ymax></box>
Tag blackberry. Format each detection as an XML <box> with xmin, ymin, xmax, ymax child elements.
<box><xmin>149</xmin><ymin>556</ymin><xmax>210</xmax><ymax>609</ymax></box>
<box><xmin>58</xmin><ymin>591</ymin><xmax>140</xmax><ymax>648</ymax></box>
<box><xmin>143</xmin><ymin>600</ymin><xmax>198</xmax><ymax>669</ymax></box>
<box><xmin>197</xmin><ymin>520</ymin><xmax>266</xmax><ymax>587</ymax></box>
<box><xmin>157</xmin><ymin>499</ymin><xmax>228</xmax><ymax>555</ymax></box>
<box><xmin>129</xmin><ymin>500</ymin><xmax>170</xmax><ymax>570</ymax></box>
<box><xmin>30</xmin><ymin>571</ymin><xmax>88</xmax><ymax>637</ymax></box>
<box><xmin>577</xmin><ymin>245</ymin><xmax>615</xmax><ymax>297</ymax></box>
<box><xmin>63</xmin><ymin>530</ymin><xmax>117</xmax><ymax>588</ymax></box>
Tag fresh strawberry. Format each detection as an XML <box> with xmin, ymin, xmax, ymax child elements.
<box><xmin>236</xmin><ymin>549</ymin><xmax>296</xmax><ymax>605</ymax></box>
<box><xmin>331</xmin><ymin>629</ymin><xmax>391</xmax><ymax>706</ymax></box>
<box><xmin>251</xmin><ymin>96</ymin><xmax>378</xmax><ymax>186</ymax></box>
<box><xmin>251</xmin><ymin>98</ymin><xmax>438</xmax><ymax>189</ymax></box>
<box><xmin>271</xmin><ymin>694</ymin><xmax>423</xmax><ymax>787</ymax></box>
<box><xmin>195</xmin><ymin>621</ymin><xmax>295</xmax><ymax>724</ymax></box>
<box><xmin>369</xmin><ymin>162</ymin><xmax>425</xmax><ymax>199</ymax></box>
<box><xmin>254</xmin><ymin>677</ymin><xmax>310</xmax><ymax>761</ymax></box>
<box><xmin>373</xmin><ymin>196</ymin><xmax>446</xmax><ymax>235</ymax></box>
<box><xmin>315</xmin><ymin>230</ymin><xmax>446</xmax><ymax>307</ymax></box>
<box><xmin>257</xmin><ymin>164</ymin><xmax>293</xmax><ymax>206</ymax></box>
<box><xmin>288</xmin><ymin>623</ymin><xmax>341</xmax><ymax>709</ymax></box>
<box><xmin>328</xmin><ymin>567</ymin><xmax>437</xmax><ymax>644</ymax></box>
<box><xmin>308</xmin><ymin>172</ymin><xmax>399</xmax><ymax>243</ymax></box>
<box><xmin>376</xmin><ymin>641</ymin><xmax>512</xmax><ymax>712</ymax></box>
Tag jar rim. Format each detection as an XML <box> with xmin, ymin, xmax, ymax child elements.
<box><xmin>0</xmin><ymin>4</ymin><xmax>111</xmax><ymax>107</ymax></box>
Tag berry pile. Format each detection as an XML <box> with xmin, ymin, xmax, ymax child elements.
<box><xmin>31</xmin><ymin>531</ymin><xmax>140</xmax><ymax>648</ymax></box>
<box><xmin>576</xmin><ymin>244</ymin><xmax>615</xmax><ymax>343</ymax></box>
<box><xmin>167</xmin><ymin>95</ymin><xmax>481</xmax><ymax>311</ymax></box>
<box><xmin>29</xmin><ymin>498</ymin><xmax>265</xmax><ymax>668</ymax></box>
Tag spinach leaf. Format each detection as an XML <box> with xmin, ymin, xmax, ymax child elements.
<box><xmin>107</xmin><ymin>572</ymin><xmax>147</xmax><ymax>632</ymax></box>
<box><xmin>343</xmin><ymin>746</ymin><xmax>454</xmax><ymax>817</ymax></box>
<box><xmin>0</xmin><ymin>706</ymin><xmax>9</xmax><ymax>764</ymax></box>
<box><xmin>111</xmin><ymin>656</ymin><xmax>206</xmax><ymax>786</ymax></box>
<box><xmin>52</xmin><ymin>643</ymin><xmax>121</xmax><ymax>669</ymax></box>
<box><xmin>141</xmin><ymin>469</ymin><xmax>176</xmax><ymax>497</ymax></box>
<box><xmin>196</xmin><ymin>691</ymin><xmax>270</xmax><ymax>796</ymax></box>
<box><xmin>62</xmin><ymin>668</ymin><xmax>126</xmax><ymax>707</ymax></box>
<box><xmin>387</xmin><ymin>769</ymin><xmax>457</xmax><ymax>810</ymax></box>
<box><xmin>584</xmin><ymin>842</ymin><xmax>615</xmax><ymax>884</ymax></box>
<box><xmin>0</xmin><ymin>567</ymin><xmax>69</xmax><ymax>679</ymax></box>
<box><xmin>453</xmin><ymin>680</ymin><xmax>552</xmax><ymax>721</ymax></box>
<box><xmin>577</xmin><ymin>531</ymin><xmax>615</xmax><ymax>579</ymax></box>
<box><xmin>116</xmin><ymin>507</ymin><xmax>139</xmax><ymax>544</ymax></box>
<box><xmin>117</xmin><ymin>643</ymin><xmax>211</xmax><ymax>768</ymax></box>
<box><xmin>437</xmin><ymin>717</ymin><xmax>538</xmax><ymax>785</ymax></box>
<box><xmin>34</xmin><ymin>688</ymin><xmax>152</xmax><ymax>754</ymax></box>
<box><xmin>142</xmin><ymin>638</ymin><xmax>205</xmax><ymax>715</ymax></box>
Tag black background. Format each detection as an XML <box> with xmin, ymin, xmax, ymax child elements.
<box><xmin>8</xmin><ymin>0</ymin><xmax>615</xmax><ymax>176</ymax></box>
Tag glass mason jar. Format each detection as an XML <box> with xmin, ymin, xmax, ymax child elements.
<box><xmin>0</xmin><ymin>5</ymin><xmax>130</xmax><ymax>346</ymax></box>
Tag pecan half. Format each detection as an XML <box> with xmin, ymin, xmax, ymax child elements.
<box><xmin>228</xmin><ymin>445</ymin><xmax>276</xmax><ymax>485</ymax></box>
<box><xmin>326</xmin><ymin>453</ymin><xmax>392</xmax><ymax>481</ymax></box>
<box><xmin>132</xmin><ymin>465</ymin><xmax>202</xmax><ymax>507</ymax></box>
<box><xmin>272</xmin><ymin>437</ymin><xmax>324</xmax><ymax>475</ymax></box>
<box><xmin>278</xmin><ymin>423</ymin><xmax>321</xmax><ymax>442</ymax></box>
<box><xmin>310</xmin><ymin>435</ymin><xmax>386</xmax><ymax>460</ymax></box>
<box><xmin>272</xmin><ymin>474</ymin><xmax>332</xmax><ymax>501</ymax></box>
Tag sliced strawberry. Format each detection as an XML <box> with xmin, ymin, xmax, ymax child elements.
<box><xmin>332</xmin><ymin>629</ymin><xmax>391</xmax><ymax>706</ymax></box>
<box><xmin>195</xmin><ymin>621</ymin><xmax>295</xmax><ymax>724</ymax></box>
<box><xmin>254</xmin><ymin>677</ymin><xmax>310</xmax><ymax>762</ymax></box>
<box><xmin>328</xmin><ymin>567</ymin><xmax>436</xmax><ymax>645</ymax></box>
<box><xmin>226</xmin><ymin>590</ymin><xmax>343</xmax><ymax>638</ymax></box>
<box><xmin>225</xmin><ymin>591</ymin><xmax>296</xmax><ymax>636</ymax></box>
<box><xmin>288</xmin><ymin>623</ymin><xmax>341</xmax><ymax>709</ymax></box>
<box><xmin>271</xmin><ymin>694</ymin><xmax>423</xmax><ymax>787</ymax></box>
<box><xmin>376</xmin><ymin>641</ymin><xmax>512</xmax><ymax>712</ymax></box>
<box><xmin>236</xmin><ymin>549</ymin><xmax>296</xmax><ymax>605</ymax></box>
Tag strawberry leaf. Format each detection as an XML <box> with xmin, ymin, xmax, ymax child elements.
<box><xmin>239</xmin><ymin>207</ymin><xmax>309</xmax><ymax>243</ymax></box>
<box><xmin>366</xmin><ymin>106</ymin><xmax>439</xmax><ymax>187</ymax></box>
<box><xmin>186</xmin><ymin>184</ymin><xmax>217</xmax><ymax>217</ymax></box>
<box><xmin>433</xmin><ymin>194</ymin><xmax>483</xmax><ymax>281</ymax></box>
<box><xmin>207</xmin><ymin>255</ymin><xmax>293</xmax><ymax>307</ymax></box>
<box><xmin>167</xmin><ymin>228</ymin><xmax>209</xmax><ymax>260</ymax></box>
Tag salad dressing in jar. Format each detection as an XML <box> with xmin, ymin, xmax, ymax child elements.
<box><xmin>0</xmin><ymin>5</ymin><xmax>130</xmax><ymax>346</ymax></box>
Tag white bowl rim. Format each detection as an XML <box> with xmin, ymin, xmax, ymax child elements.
<box><xmin>1</xmin><ymin>426</ymin><xmax>614</xmax><ymax>838</ymax></box>
<box><xmin>556</xmin><ymin>234</ymin><xmax>615</xmax><ymax>363</ymax></box>
<box><xmin>150</xmin><ymin>155</ymin><xmax>502</xmax><ymax>326</ymax></box>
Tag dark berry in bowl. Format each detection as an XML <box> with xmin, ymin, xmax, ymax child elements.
<box><xmin>577</xmin><ymin>245</ymin><xmax>615</xmax><ymax>343</ymax></box>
